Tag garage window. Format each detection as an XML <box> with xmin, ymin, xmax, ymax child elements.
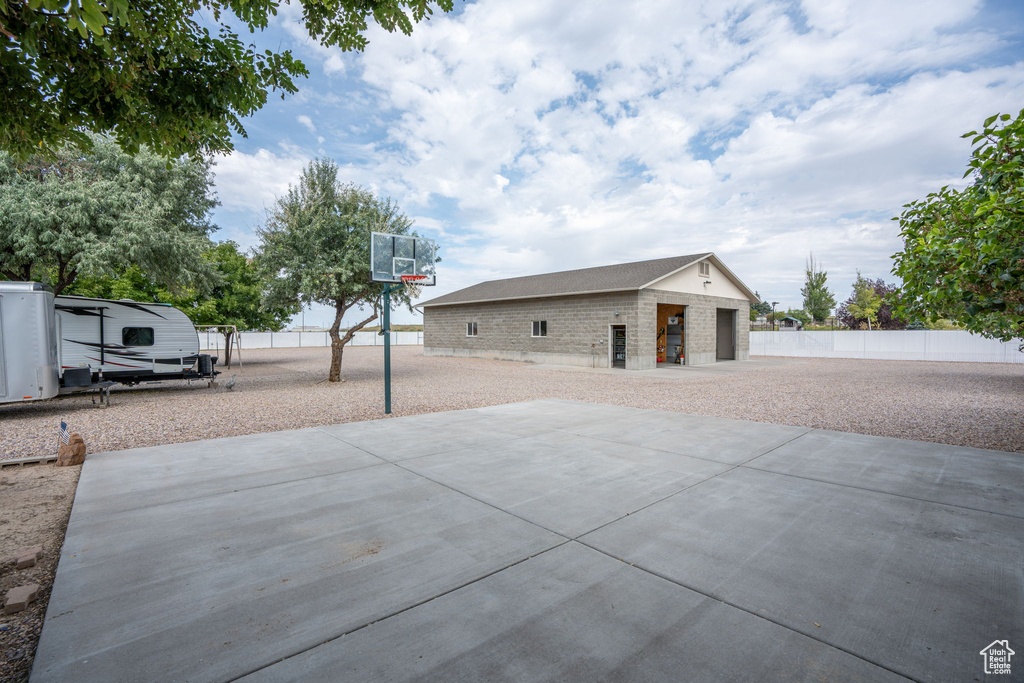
<box><xmin>466</xmin><ymin>322</ymin><xmax>478</xmax><ymax>337</ymax></box>
<box><xmin>122</xmin><ymin>327</ymin><xmax>154</xmax><ymax>346</ymax></box>
<box><xmin>699</xmin><ymin>261</ymin><xmax>711</xmax><ymax>277</ymax></box>
<box><xmin>532</xmin><ymin>320</ymin><xmax>547</xmax><ymax>337</ymax></box>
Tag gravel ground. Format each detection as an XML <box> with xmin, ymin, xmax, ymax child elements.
<box><xmin>2</xmin><ymin>345</ymin><xmax>1024</xmax><ymax>459</ymax></box>
<box><xmin>1</xmin><ymin>346</ymin><xmax>1022</xmax><ymax>682</ymax></box>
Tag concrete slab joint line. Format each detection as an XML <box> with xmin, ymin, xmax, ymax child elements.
<box><xmin>738</xmin><ymin>427</ymin><xmax>814</xmax><ymax>463</ymax></box>
<box><xmin>389</xmin><ymin>460</ymin><xmax>575</xmax><ymax>540</ymax></box>
<box><xmin>737</xmin><ymin>426</ymin><xmax>1024</xmax><ymax>518</ymax></box>
<box><xmin>577</xmin><ymin>468</ymin><xmax>1022</xmax><ymax>681</ymax></box>
<box><xmin>555</xmin><ymin>423</ymin><xmax>812</xmax><ymax>471</ymax></box>
<box><xmin>738</xmin><ymin>463</ymin><xmax>1024</xmax><ymax>520</ymax></box>
<box><xmin>570</xmin><ymin>539</ymin><xmax>918</xmax><ymax>682</ymax></box>
<box><xmin>227</xmin><ymin>540</ymin><xmax>575</xmax><ymax>682</ymax></box>
<box><xmin>562</xmin><ymin>428</ymin><xmax>816</xmax><ymax>542</ymax></box>
<box><xmin>233</xmin><ymin>542</ymin><xmax>910</xmax><ymax>682</ymax></box>
<box><xmin>30</xmin><ymin>400</ymin><xmax>1024</xmax><ymax>683</ymax></box>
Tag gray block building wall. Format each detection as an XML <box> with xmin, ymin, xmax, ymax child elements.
<box><xmin>421</xmin><ymin>253</ymin><xmax>756</xmax><ymax>370</ymax></box>
<box><xmin>423</xmin><ymin>292</ymin><xmax>641</xmax><ymax>368</ymax></box>
<box><xmin>424</xmin><ymin>289</ymin><xmax>751</xmax><ymax>369</ymax></box>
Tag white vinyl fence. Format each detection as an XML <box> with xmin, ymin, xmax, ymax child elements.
<box><xmin>750</xmin><ymin>330</ymin><xmax>1023</xmax><ymax>364</ymax></box>
<box><xmin>200</xmin><ymin>330</ymin><xmax>423</xmax><ymax>350</ymax></box>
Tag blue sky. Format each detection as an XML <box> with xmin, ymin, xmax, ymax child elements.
<box><xmin>208</xmin><ymin>0</ymin><xmax>1024</xmax><ymax>328</ymax></box>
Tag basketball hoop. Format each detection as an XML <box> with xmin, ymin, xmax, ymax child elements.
<box><xmin>371</xmin><ymin>232</ymin><xmax>437</xmax><ymax>417</ymax></box>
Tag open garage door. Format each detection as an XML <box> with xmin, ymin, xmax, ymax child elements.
<box><xmin>716</xmin><ymin>309</ymin><xmax>735</xmax><ymax>360</ymax></box>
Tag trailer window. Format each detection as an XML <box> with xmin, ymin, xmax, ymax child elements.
<box><xmin>123</xmin><ymin>327</ymin><xmax>154</xmax><ymax>346</ymax></box>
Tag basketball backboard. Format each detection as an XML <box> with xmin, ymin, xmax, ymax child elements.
<box><xmin>370</xmin><ymin>232</ymin><xmax>437</xmax><ymax>285</ymax></box>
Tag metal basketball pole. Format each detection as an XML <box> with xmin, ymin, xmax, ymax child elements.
<box><xmin>382</xmin><ymin>283</ymin><xmax>401</xmax><ymax>415</ymax></box>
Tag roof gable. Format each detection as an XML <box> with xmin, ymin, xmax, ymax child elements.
<box><xmin>642</xmin><ymin>254</ymin><xmax>759</xmax><ymax>302</ymax></box>
<box><xmin>419</xmin><ymin>254</ymin><xmax>711</xmax><ymax>307</ymax></box>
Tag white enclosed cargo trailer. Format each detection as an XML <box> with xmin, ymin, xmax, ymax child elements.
<box><xmin>0</xmin><ymin>282</ymin><xmax>60</xmax><ymax>402</ymax></box>
<box><xmin>0</xmin><ymin>282</ymin><xmax>218</xmax><ymax>405</ymax></box>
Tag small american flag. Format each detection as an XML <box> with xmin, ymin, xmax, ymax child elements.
<box><xmin>59</xmin><ymin>421</ymin><xmax>70</xmax><ymax>445</ymax></box>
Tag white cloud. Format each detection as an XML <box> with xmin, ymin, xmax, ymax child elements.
<box><xmin>275</xmin><ymin>4</ymin><xmax>349</xmax><ymax>75</ymax></box>
<box><xmin>339</xmin><ymin>0</ymin><xmax>1023</xmax><ymax>310</ymax></box>
<box><xmin>208</xmin><ymin>1</ymin><xmax>1023</xmax><ymax>315</ymax></box>
<box><xmin>212</xmin><ymin>147</ymin><xmax>310</xmax><ymax>215</ymax></box>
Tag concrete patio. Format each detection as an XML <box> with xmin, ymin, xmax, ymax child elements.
<box><xmin>32</xmin><ymin>400</ymin><xmax>1023</xmax><ymax>682</ymax></box>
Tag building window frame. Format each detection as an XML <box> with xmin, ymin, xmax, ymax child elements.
<box><xmin>531</xmin><ymin>320</ymin><xmax>547</xmax><ymax>337</ymax></box>
<box><xmin>466</xmin><ymin>322</ymin><xmax>478</xmax><ymax>337</ymax></box>
<box><xmin>698</xmin><ymin>260</ymin><xmax>711</xmax><ymax>277</ymax></box>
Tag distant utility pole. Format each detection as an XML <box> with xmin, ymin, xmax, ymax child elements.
<box><xmin>771</xmin><ymin>302</ymin><xmax>779</xmax><ymax>331</ymax></box>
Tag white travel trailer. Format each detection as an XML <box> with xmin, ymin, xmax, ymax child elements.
<box><xmin>0</xmin><ymin>282</ymin><xmax>218</xmax><ymax>405</ymax></box>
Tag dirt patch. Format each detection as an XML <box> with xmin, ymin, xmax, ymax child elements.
<box><xmin>0</xmin><ymin>464</ymin><xmax>80</xmax><ymax>683</ymax></box>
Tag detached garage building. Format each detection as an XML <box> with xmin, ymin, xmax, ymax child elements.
<box><xmin>420</xmin><ymin>254</ymin><xmax>759</xmax><ymax>370</ymax></box>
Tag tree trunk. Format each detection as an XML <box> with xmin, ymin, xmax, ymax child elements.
<box><xmin>329</xmin><ymin>336</ymin><xmax>344</xmax><ymax>382</ymax></box>
<box><xmin>2</xmin><ymin>265</ymin><xmax>33</xmax><ymax>285</ymax></box>
<box><xmin>328</xmin><ymin>299</ymin><xmax>380</xmax><ymax>383</ymax></box>
<box><xmin>53</xmin><ymin>259</ymin><xmax>77</xmax><ymax>296</ymax></box>
<box><xmin>328</xmin><ymin>303</ymin><xmax>345</xmax><ymax>382</ymax></box>
<box><xmin>223</xmin><ymin>331</ymin><xmax>234</xmax><ymax>367</ymax></box>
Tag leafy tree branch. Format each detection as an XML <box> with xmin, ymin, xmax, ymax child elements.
<box><xmin>0</xmin><ymin>135</ymin><xmax>218</xmax><ymax>294</ymax></box>
<box><xmin>891</xmin><ymin>109</ymin><xmax>1024</xmax><ymax>345</ymax></box>
<box><xmin>0</xmin><ymin>0</ymin><xmax>454</xmax><ymax>160</ymax></box>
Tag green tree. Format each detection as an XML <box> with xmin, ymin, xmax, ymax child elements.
<box><xmin>837</xmin><ymin>277</ymin><xmax>905</xmax><ymax>330</ymax></box>
<box><xmin>892</xmin><ymin>109</ymin><xmax>1024</xmax><ymax>345</ymax></box>
<box><xmin>800</xmin><ymin>253</ymin><xmax>836</xmax><ymax>323</ymax></box>
<box><xmin>0</xmin><ymin>136</ymin><xmax>216</xmax><ymax>294</ymax></box>
<box><xmin>0</xmin><ymin>0</ymin><xmax>454</xmax><ymax>160</ymax></box>
<box><xmin>66</xmin><ymin>264</ymin><xmax>167</xmax><ymax>301</ymax></box>
<box><xmin>181</xmin><ymin>242</ymin><xmax>298</xmax><ymax>367</ymax></box>
<box><xmin>68</xmin><ymin>242</ymin><xmax>297</xmax><ymax>366</ymax></box>
<box><xmin>847</xmin><ymin>271</ymin><xmax>881</xmax><ymax>330</ymax></box>
<box><xmin>257</xmin><ymin>159</ymin><xmax>419</xmax><ymax>382</ymax></box>
<box><xmin>750</xmin><ymin>291</ymin><xmax>772</xmax><ymax>317</ymax></box>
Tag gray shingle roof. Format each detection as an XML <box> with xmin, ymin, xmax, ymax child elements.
<box><xmin>419</xmin><ymin>253</ymin><xmax>712</xmax><ymax>307</ymax></box>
